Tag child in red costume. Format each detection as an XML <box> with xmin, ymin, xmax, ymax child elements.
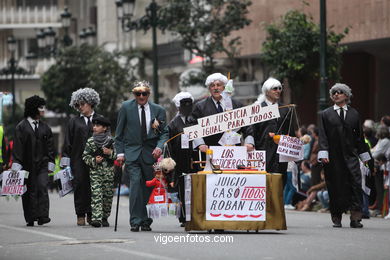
<box><xmin>146</xmin><ymin>166</ymin><xmax>170</xmax><ymax>204</ymax></box>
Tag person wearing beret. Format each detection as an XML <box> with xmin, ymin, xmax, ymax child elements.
<box><xmin>82</xmin><ymin>116</ymin><xmax>116</xmax><ymax>227</ymax></box>
<box><xmin>115</xmin><ymin>81</ymin><xmax>168</xmax><ymax>232</ymax></box>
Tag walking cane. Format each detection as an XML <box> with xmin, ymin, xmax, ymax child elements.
<box><xmin>114</xmin><ymin>162</ymin><xmax>123</xmax><ymax>232</ymax></box>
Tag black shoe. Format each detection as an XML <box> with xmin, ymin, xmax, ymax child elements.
<box><xmin>362</xmin><ymin>215</ymin><xmax>370</xmax><ymax>219</ymax></box>
<box><xmin>86</xmin><ymin>214</ymin><xmax>92</xmax><ymax>225</ymax></box>
<box><xmin>332</xmin><ymin>222</ymin><xmax>342</xmax><ymax>228</ymax></box>
<box><xmin>26</xmin><ymin>221</ymin><xmax>34</xmax><ymax>227</ymax></box>
<box><xmin>180</xmin><ymin>223</ymin><xmax>185</xmax><ymax>227</ymax></box>
<box><xmin>350</xmin><ymin>220</ymin><xmax>363</xmax><ymax>228</ymax></box>
<box><xmin>130</xmin><ymin>225</ymin><xmax>140</xmax><ymax>232</ymax></box>
<box><xmin>102</xmin><ymin>218</ymin><xmax>109</xmax><ymax>227</ymax></box>
<box><xmin>38</xmin><ymin>217</ymin><xmax>51</xmax><ymax>225</ymax></box>
<box><xmin>90</xmin><ymin>220</ymin><xmax>101</xmax><ymax>227</ymax></box>
<box><xmin>141</xmin><ymin>225</ymin><xmax>152</xmax><ymax>231</ymax></box>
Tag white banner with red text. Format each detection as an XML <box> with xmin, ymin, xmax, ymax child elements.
<box><xmin>206</xmin><ymin>174</ymin><xmax>266</xmax><ymax>221</ymax></box>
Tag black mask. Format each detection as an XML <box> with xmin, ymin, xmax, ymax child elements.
<box><xmin>179</xmin><ymin>98</ymin><xmax>193</xmax><ymax>117</ymax></box>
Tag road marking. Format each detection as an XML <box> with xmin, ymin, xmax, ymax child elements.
<box><xmin>0</xmin><ymin>224</ymin><xmax>179</xmax><ymax>260</ymax></box>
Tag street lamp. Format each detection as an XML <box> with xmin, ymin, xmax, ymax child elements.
<box><xmin>7</xmin><ymin>36</ymin><xmax>17</xmax><ymax>119</ymax></box>
<box><xmin>60</xmin><ymin>7</ymin><xmax>73</xmax><ymax>47</ymax></box>
<box><xmin>116</xmin><ymin>0</ymin><xmax>160</xmax><ymax>104</ymax></box>
<box><xmin>318</xmin><ymin>0</ymin><xmax>328</xmax><ymax>112</ymax></box>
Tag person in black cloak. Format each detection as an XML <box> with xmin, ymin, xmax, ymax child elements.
<box><xmin>318</xmin><ymin>83</ymin><xmax>370</xmax><ymax>228</ymax></box>
<box><xmin>61</xmin><ymin>88</ymin><xmax>102</xmax><ymax>226</ymax></box>
<box><xmin>167</xmin><ymin>91</ymin><xmax>197</xmax><ymax>227</ymax></box>
<box><xmin>12</xmin><ymin>95</ymin><xmax>55</xmax><ymax>226</ymax></box>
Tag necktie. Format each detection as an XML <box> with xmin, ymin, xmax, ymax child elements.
<box><xmin>339</xmin><ymin>108</ymin><xmax>344</xmax><ymax>122</ymax></box>
<box><xmin>185</xmin><ymin>116</ymin><xmax>190</xmax><ymax>125</ymax></box>
<box><xmin>141</xmin><ymin>105</ymin><xmax>147</xmax><ymax>140</ymax></box>
<box><xmin>33</xmin><ymin>121</ymin><xmax>39</xmax><ymax>139</ymax></box>
<box><xmin>216</xmin><ymin>101</ymin><xmax>223</xmax><ymax>113</ymax></box>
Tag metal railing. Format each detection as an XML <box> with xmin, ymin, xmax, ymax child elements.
<box><xmin>0</xmin><ymin>6</ymin><xmax>62</xmax><ymax>26</ymax></box>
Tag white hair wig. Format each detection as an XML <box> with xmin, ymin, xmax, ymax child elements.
<box><xmin>69</xmin><ymin>88</ymin><xmax>100</xmax><ymax>109</ymax></box>
<box><xmin>160</xmin><ymin>157</ymin><xmax>176</xmax><ymax>173</ymax></box>
<box><xmin>205</xmin><ymin>73</ymin><xmax>228</xmax><ymax>87</ymax></box>
<box><xmin>257</xmin><ymin>77</ymin><xmax>282</xmax><ymax>103</ymax></box>
<box><xmin>172</xmin><ymin>92</ymin><xmax>194</xmax><ymax>108</ymax></box>
<box><xmin>329</xmin><ymin>83</ymin><xmax>352</xmax><ymax>103</ymax></box>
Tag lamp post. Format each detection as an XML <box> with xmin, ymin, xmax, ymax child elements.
<box><xmin>116</xmin><ymin>0</ymin><xmax>160</xmax><ymax>104</ymax></box>
<box><xmin>60</xmin><ymin>7</ymin><xmax>73</xmax><ymax>47</ymax></box>
<box><xmin>318</xmin><ymin>0</ymin><xmax>328</xmax><ymax>112</ymax></box>
<box><xmin>7</xmin><ymin>36</ymin><xmax>17</xmax><ymax>119</ymax></box>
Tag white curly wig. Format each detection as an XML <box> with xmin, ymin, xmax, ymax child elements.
<box><xmin>205</xmin><ymin>73</ymin><xmax>228</xmax><ymax>87</ymax></box>
<box><xmin>69</xmin><ymin>88</ymin><xmax>100</xmax><ymax>109</ymax></box>
<box><xmin>329</xmin><ymin>83</ymin><xmax>353</xmax><ymax>103</ymax></box>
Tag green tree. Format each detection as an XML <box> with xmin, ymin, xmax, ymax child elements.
<box><xmin>157</xmin><ymin>0</ymin><xmax>252</xmax><ymax>74</ymax></box>
<box><xmin>262</xmin><ymin>10</ymin><xmax>348</xmax><ymax>102</ymax></box>
<box><xmin>41</xmin><ymin>45</ymin><xmax>144</xmax><ymax>126</ymax></box>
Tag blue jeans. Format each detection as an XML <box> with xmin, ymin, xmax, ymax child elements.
<box><xmin>317</xmin><ymin>190</ymin><xmax>329</xmax><ymax>209</ymax></box>
<box><xmin>362</xmin><ymin>193</ymin><xmax>370</xmax><ymax>217</ymax></box>
<box><xmin>283</xmin><ymin>171</ymin><xmax>296</xmax><ymax>205</ymax></box>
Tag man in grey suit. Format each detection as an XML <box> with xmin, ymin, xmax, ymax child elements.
<box><xmin>115</xmin><ymin>81</ymin><xmax>168</xmax><ymax>232</ymax></box>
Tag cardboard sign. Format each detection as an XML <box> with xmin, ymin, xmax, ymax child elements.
<box><xmin>54</xmin><ymin>167</ymin><xmax>73</xmax><ymax>197</ymax></box>
<box><xmin>1</xmin><ymin>170</ymin><xmax>27</xmax><ymax>196</ymax></box>
<box><xmin>277</xmin><ymin>135</ymin><xmax>304</xmax><ymax>162</ymax></box>
<box><xmin>210</xmin><ymin>146</ymin><xmax>266</xmax><ymax>171</ymax></box>
<box><xmin>206</xmin><ymin>174</ymin><xmax>266</xmax><ymax>221</ymax></box>
<box><xmin>184</xmin><ymin>103</ymin><xmax>280</xmax><ymax>140</ymax></box>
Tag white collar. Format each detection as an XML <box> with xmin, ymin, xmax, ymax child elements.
<box><xmin>138</xmin><ymin>103</ymin><xmax>150</xmax><ymax>109</ymax></box>
<box><xmin>27</xmin><ymin>117</ymin><xmax>38</xmax><ymax>124</ymax></box>
<box><xmin>265</xmin><ymin>98</ymin><xmax>277</xmax><ymax>106</ymax></box>
<box><xmin>211</xmin><ymin>96</ymin><xmax>224</xmax><ymax>105</ymax></box>
<box><xmin>333</xmin><ymin>104</ymin><xmax>348</xmax><ymax>111</ymax></box>
<box><xmin>80</xmin><ymin>111</ymin><xmax>95</xmax><ymax>118</ymax></box>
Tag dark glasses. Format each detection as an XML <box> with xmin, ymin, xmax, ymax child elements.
<box><xmin>135</xmin><ymin>92</ymin><xmax>149</xmax><ymax>97</ymax></box>
<box><xmin>332</xmin><ymin>90</ymin><xmax>343</xmax><ymax>95</ymax></box>
<box><xmin>271</xmin><ymin>86</ymin><xmax>282</xmax><ymax>91</ymax></box>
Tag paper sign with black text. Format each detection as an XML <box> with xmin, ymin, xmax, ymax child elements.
<box><xmin>206</xmin><ymin>174</ymin><xmax>266</xmax><ymax>221</ymax></box>
<box><xmin>184</xmin><ymin>103</ymin><xmax>280</xmax><ymax>140</ymax></box>
<box><xmin>1</xmin><ymin>170</ymin><xmax>27</xmax><ymax>196</ymax></box>
<box><xmin>277</xmin><ymin>135</ymin><xmax>304</xmax><ymax>162</ymax></box>
<box><xmin>210</xmin><ymin>146</ymin><xmax>266</xmax><ymax>170</ymax></box>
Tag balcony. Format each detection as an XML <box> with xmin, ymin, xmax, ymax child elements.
<box><xmin>0</xmin><ymin>6</ymin><xmax>62</xmax><ymax>29</ymax></box>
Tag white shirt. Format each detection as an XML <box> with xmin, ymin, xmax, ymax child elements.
<box><xmin>138</xmin><ymin>103</ymin><xmax>151</xmax><ymax>134</ymax></box>
<box><xmin>80</xmin><ymin>111</ymin><xmax>95</xmax><ymax>125</ymax></box>
<box><xmin>211</xmin><ymin>97</ymin><xmax>225</xmax><ymax>112</ymax></box>
<box><xmin>333</xmin><ymin>104</ymin><xmax>348</xmax><ymax>119</ymax></box>
<box><xmin>27</xmin><ymin>117</ymin><xmax>39</xmax><ymax>131</ymax></box>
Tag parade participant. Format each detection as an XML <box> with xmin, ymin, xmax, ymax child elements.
<box><xmin>318</xmin><ymin>83</ymin><xmax>370</xmax><ymax>228</ymax></box>
<box><xmin>82</xmin><ymin>116</ymin><xmax>116</xmax><ymax>228</ymax></box>
<box><xmin>12</xmin><ymin>95</ymin><xmax>55</xmax><ymax>226</ymax></box>
<box><xmin>115</xmin><ymin>80</ymin><xmax>168</xmax><ymax>232</ymax></box>
<box><xmin>61</xmin><ymin>88</ymin><xmax>101</xmax><ymax>226</ymax></box>
<box><xmin>145</xmin><ymin>163</ymin><xmax>169</xmax><ymax>204</ymax></box>
<box><xmin>167</xmin><ymin>92</ymin><xmax>197</xmax><ymax>226</ymax></box>
<box><xmin>252</xmin><ymin>77</ymin><xmax>295</xmax><ymax>179</ymax></box>
<box><xmin>192</xmin><ymin>72</ymin><xmax>254</xmax><ymax>151</ymax></box>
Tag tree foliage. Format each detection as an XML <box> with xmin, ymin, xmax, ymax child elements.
<box><xmin>158</xmin><ymin>0</ymin><xmax>252</xmax><ymax>74</ymax></box>
<box><xmin>41</xmin><ymin>45</ymin><xmax>144</xmax><ymax>124</ymax></box>
<box><xmin>262</xmin><ymin>10</ymin><xmax>348</xmax><ymax>100</ymax></box>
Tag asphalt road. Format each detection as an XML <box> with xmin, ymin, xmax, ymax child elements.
<box><xmin>1</xmin><ymin>192</ymin><xmax>389</xmax><ymax>260</ymax></box>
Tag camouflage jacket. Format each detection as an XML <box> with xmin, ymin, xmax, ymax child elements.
<box><xmin>82</xmin><ymin>137</ymin><xmax>116</xmax><ymax>171</ymax></box>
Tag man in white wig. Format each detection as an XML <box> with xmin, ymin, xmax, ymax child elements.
<box><xmin>252</xmin><ymin>77</ymin><xmax>296</xmax><ymax>183</ymax></box>
<box><xmin>318</xmin><ymin>83</ymin><xmax>370</xmax><ymax>228</ymax></box>
<box><xmin>192</xmin><ymin>72</ymin><xmax>255</xmax><ymax>152</ymax></box>
<box><xmin>168</xmin><ymin>91</ymin><xmax>197</xmax><ymax>227</ymax></box>
<box><xmin>62</xmin><ymin>88</ymin><xmax>102</xmax><ymax>226</ymax></box>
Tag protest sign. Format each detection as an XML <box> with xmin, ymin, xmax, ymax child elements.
<box><xmin>276</xmin><ymin>135</ymin><xmax>304</xmax><ymax>162</ymax></box>
<box><xmin>210</xmin><ymin>146</ymin><xmax>266</xmax><ymax>171</ymax></box>
<box><xmin>1</xmin><ymin>170</ymin><xmax>28</xmax><ymax>196</ymax></box>
<box><xmin>206</xmin><ymin>174</ymin><xmax>266</xmax><ymax>221</ymax></box>
<box><xmin>54</xmin><ymin>167</ymin><xmax>73</xmax><ymax>197</ymax></box>
<box><xmin>184</xmin><ymin>103</ymin><xmax>280</xmax><ymax>140</ymax></box>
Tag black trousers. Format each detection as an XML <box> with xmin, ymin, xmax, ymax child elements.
<box><xmin>22</xmin><ymin>167</ymin><xmax>49</xmax><ymax>223</ymax></box>
<box><xmin>72</xmin><ymin>162</ymin><xmax>92</xmax><ymax>216</ymax></box>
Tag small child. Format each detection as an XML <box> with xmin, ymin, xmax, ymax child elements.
<box><xmin>82</xmin><ymin>116</ymin><xmax>116</xmax><ymax>227</ymax></box>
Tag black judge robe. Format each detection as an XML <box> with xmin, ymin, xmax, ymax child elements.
<box><xmin>251</xmin><ymin>101</ymin><xmax>296</xmax><ymax>176</ymax></box>
<box><xmin>318</xmin><ymin>105</ymin><xmax>369</xmax><ymax>215</ymax></box>
<box><xmin>62</xmin><ymin>113</ymin><xmax>101</xmax><ymax>216</ymax></box>
<box><xmin>13</xmin><ymin>119</ymin><xmax>55</xmax><ymax>223</ymax></box>
<box><xmin>167</xmin><ymin>114</ymin><xmax>197</xmax><ymax>223</ymax></box>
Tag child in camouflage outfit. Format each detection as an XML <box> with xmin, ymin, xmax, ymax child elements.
<box><xmin>82</xmin><ymin>116</ymin><xmax>116</xmax><ymax>227</ymax></box>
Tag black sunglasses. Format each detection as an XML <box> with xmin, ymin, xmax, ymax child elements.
<box><xmin>135</xmin><ymin>92</ymin><xmax>149</xmax><ymax>97</ymax></box>
<box><xmin>271</xmin><ymin>86</ymin><xmax>282</xmax><ymax>91</ymax></box>
<box><xmin>332</xmin><ymin>90</ymin><xmax>343</xmax><ymax>95</ymax></box>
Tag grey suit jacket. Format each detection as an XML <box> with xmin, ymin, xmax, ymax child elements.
<box><xmin>115</xmin><ymin>99</ymin><xmax>168</xmax><ymax>164</ymax></box>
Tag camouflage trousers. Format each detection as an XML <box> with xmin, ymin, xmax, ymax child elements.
<box><xmin>90</xmin><ymin>167</ymin><xmax>114</xmax><ymax>222</ymax></box>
